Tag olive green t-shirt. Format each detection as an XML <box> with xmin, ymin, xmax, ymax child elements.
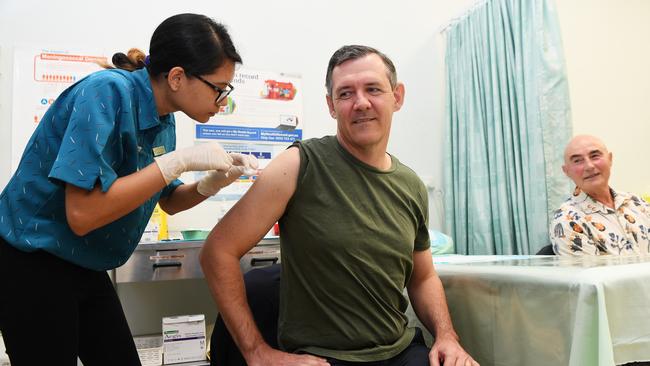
<box><xmin>278</xmin><ymin>136</ymin><xmax>430</xmax><ymax>362</ymax></box>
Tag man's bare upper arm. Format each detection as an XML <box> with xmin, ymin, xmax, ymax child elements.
<box><xmin>409</xmin><ymin>248</ymin><xmax>437</xmax><ymax>290</ymax></box>
<box><xmin>203</xmin><ymin>147</ymin><xmax>300</xmax><ymax>258</ymax></box>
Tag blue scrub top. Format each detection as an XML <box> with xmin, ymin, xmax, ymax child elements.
<box><xmin>0</xmin><ymin>68</ymin><xmax>182</xmax><ymax>271</ymax></box>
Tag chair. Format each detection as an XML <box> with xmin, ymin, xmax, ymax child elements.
<box><xmin>536</xmin><ymin>244</ymin><xmax>555</xmax><ymax>255</ymax></box>
<box><xmin>210</xmin><ymin>264</ymin><xmax>281</xmax><ymax>366</ymax></box>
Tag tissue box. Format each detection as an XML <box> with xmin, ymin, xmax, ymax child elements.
<box><xmin>162</xmin><ymin>314</ymin><xmax>206</xmax><ymax>364</ymax></box>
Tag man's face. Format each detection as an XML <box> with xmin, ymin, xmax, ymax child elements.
<box><xmin>562</xmin><ymin>136</ymin><xmax>613</xmax><ymax>196</ymax></box>
<box><xmin>326</xmin><ymin>54</ymin><xmax>404</xmax><ymax>152</ymax></box>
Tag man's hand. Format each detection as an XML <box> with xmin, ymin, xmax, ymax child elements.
<box><xmin>429</xmin><ymin>334</ymin><xmax>479</xmax><ymax>366</ymax></box>
<box><xmin>245</xmin><ymin>343</ymin><xmax>330</xmax><ymax>366</ymax></box>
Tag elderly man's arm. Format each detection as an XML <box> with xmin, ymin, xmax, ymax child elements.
<box><xmin>199</xmin><ymin>147</ymin><xmax>329</xmax><ymax>366</ymax></box>
<box><xmin>407</xmin><ymin>249</ymin><xmax>479</xmax><ymax>366</ymax></box>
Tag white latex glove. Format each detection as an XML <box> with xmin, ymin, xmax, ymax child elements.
<box><xmin>234</xmin><ymin>153</ymin><xmax>259</xmax><ymax>176</ymax></box>
<box><xmin>154</xmin><ymin>142</ymin><xmax>233</xmax><ymax>184</ymax></box>
<box><xmin>196</xmin><ymin>153</ymin><xmax>259</xmax><ymax>197</ymax></box>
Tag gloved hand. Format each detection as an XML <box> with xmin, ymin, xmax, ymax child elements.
<box><xmin>196</xmin><ymin>153</ymin><xmax>259</xmax><ymax>197</ymax></box>
<box><xmin>154</xmin><ymin>142</ymin><xmax>233</xmax><ymax>185</ymax></box>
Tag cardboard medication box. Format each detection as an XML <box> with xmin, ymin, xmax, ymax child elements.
<box><xmin>162</xmin><ymin>314</ymin><xmax>206</xmax><ymax>364</ymax></box>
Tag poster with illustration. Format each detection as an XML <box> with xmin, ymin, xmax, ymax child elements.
<box><xmin>11</xmin><ymin>46</ymin><xmax>107</xmax><ymax>170</ymax></box>
<box><xmin>192</xmin><ymin>68</ymin><xmax>303</xmax><ymax>204</ymax></box>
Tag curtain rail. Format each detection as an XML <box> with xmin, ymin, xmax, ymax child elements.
<box><xmin>438</xmin><ymin>0</ymin><xmax>489</xmax><ymax>34</ymax></box>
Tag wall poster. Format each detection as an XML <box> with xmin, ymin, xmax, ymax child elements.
<box><xmin>192</xmin><ymin>68</ymin><xmax>303</xmax><ymax>208</ymax></box>
<box><xmin>11</xmin><ymin>46</ymin><xmax>107</xmax><ymax>171</ymax></box>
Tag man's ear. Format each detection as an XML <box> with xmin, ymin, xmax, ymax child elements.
<box><xmin>326</xmin><ymin>94</ymin><xmax>336</xmax><ymax>119</ymax></box>
<box><xmin>609</xmin><ymin>152</ymin><xmax>613</xmax><ymax>166</ymax></box>
<box><xmin>562</xmin><ymin>164</ymin><xmax>568</xmax><ymax>176</ymax></box>
<box><xmin>166</xmin><ymin>67</ymin><xmax>186</xmax><ymax>92</ymax></box>
<box><xmin>393</xmin><ymin>82</ymin><xmax>405</xmax><ymax>112</ymax></box>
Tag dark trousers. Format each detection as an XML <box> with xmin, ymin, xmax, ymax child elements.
<box><xmin>326</xmin><ymin>329</ymin><xmax>429</xmax><ymax>366</ymax></box>
<box><xmin>0</xmin><ymin>237</ymin><xmax>141</xmax><ymax>366</ymax></box>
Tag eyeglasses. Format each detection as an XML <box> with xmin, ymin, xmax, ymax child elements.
<box><xmin>194</xmin><ymin>74</ymin><xmax>234</xmax><ymax>105</ymax></box>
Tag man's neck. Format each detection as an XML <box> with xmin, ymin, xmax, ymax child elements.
<box><xmin>336</xmin><ymin>135</ymin><xmax>391</xmax><ymax>171</ymax></box>
<box><xmin>587</xmin><ymin>187</ymin><xmax>614</xmax><ymax>209</ymax></box>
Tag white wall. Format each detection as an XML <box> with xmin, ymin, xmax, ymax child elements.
<box><xmin>556</xmin><ymin>0</ymin><xmax>650</xmax><ymax>196</ymax></box>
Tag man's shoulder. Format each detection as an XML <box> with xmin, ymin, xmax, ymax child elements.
<box><xmin>613</xmin><ymin>189</ymin><xmax>650</xmax><ymax>209</ymax></box>
<box><xmin>381</xmin><ymin>153</ymin><xmax>422</xmax><ymax>183</ymax></box>
<box><xmin>248</xmin><ymin>147</ymin><xmax>300</xmax><ymax>199</ymax></box>
<box><xmin>613</xmin><ymin>189</ymin><xmax>636</xmax><ymax>200</ymax></box>
<box><xmin>393</xmin><ymin>157</ymin><xmax>419</xmax><ymax>178</ymax></box>
<box><xmin>297</xmin><ymin>136</ymin><xmax>336</xmax><ymax>149</ymax></box>
<box><xmin>293</xmin><ymin>136</ymin><xmax>340</xmax><ymax>164</ymax></box>
<box><xmin>551</xmin><ymin>196</ymin><xmax>584</xmax><ymax>221</ymax></box>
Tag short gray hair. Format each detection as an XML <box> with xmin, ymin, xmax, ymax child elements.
<box><xmin>325</xmin><ymin>45</ymin><xmax>397</xmax><ymax>96</ymax></box>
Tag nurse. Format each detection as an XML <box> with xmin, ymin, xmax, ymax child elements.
<box><xmin>0</xmin><ymin>13</ymin><xmax>255</xmax><ymax>365</ymax></box>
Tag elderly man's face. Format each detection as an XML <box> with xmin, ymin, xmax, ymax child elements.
<box><xmin>562</xmin><ymin>136</ymin><xmax>613</xmax><ymax>196</ymax></box>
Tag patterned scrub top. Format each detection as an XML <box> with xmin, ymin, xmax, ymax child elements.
<box><xmin>550</xmin><ymin>188</ymin><xmax>650</xmax><ymax>256</ymax></box>
<box><xmin>0</xmin><ymin>68</ymin><xmax>182</xmax><ymax>271</ymax></box>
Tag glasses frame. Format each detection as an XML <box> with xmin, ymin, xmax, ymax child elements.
<box><xmin>194</xmin><ymin>74</ymin><xmax>234</xmax><ymax>105</ymax></box>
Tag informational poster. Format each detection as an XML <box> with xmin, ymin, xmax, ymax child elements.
<box><xmin>9</xmin><ymin>48</ymin><xmax>302</xmax><ymax>234</ymax></box>
<box><xmin>11</xmin><ymin>47</ymin><xmax>107</xmax><ymax>170</ymax></box>
<box><xmin>193</xmin><ymin>68</ymin><xmax>303</xmax><ymax>205</ymax></box>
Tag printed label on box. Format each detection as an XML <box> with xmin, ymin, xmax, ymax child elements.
<box><xmin>162</xmin><ymin>314</ymin><xmax>206</xmax><ymax>364</ymax></box>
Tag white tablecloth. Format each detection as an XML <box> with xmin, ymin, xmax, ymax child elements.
<box><xmin>433</xmin><ymin>255</ymin><xmax>650</xmax><ymax>366</ymax></box>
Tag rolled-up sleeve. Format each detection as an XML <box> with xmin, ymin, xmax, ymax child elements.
<box><xmin>161</xmin><ymin>179</ymin><xmax>183</xmax><ymax>198</ymax></box>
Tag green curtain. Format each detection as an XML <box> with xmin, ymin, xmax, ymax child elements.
<box><xmin>444</xmin><ymin>0</ymin><xmax>572</xmax><ymax>254</ymax></box>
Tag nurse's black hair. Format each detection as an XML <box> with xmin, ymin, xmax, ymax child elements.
<box><xmin>106</xmin><ymin>13</ymin><xmax>242</xmax><ymax>76</ymax></box>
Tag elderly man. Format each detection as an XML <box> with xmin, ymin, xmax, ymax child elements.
<box><xmin>550</xmin><ymin>135</ymin><xmax>650</xmax><ymax>255</ymax></box>
<box><xmin>200</xmin><ymin>45</ymin><xmax>477</xmax><ymax>366</ymax></box>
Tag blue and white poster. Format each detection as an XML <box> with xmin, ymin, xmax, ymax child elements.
<box><xmin>193</xmin><ymin>67</ymin><xmax>303</xmax><ymax>203</ymax></box>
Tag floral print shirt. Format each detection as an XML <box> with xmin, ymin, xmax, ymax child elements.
<box><xmin>550</xmin><ymin>188</ymin><xmax>650</xmax><ymax>256</ymax></box>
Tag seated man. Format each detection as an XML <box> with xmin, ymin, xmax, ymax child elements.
<box><xmin>550</xmin><ymin>135</ymin><xmax>650</xmax><ymax>255</ymax></box>
<box><xmin>200</xmin><ymin>45</ymin><xmax>478</xmax><ymax>366</ymax></box>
